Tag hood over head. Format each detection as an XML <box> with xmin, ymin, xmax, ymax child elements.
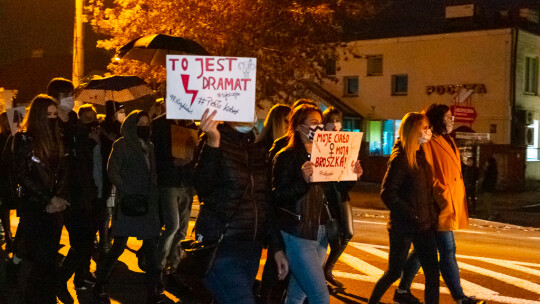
<box><xmin>121</xmin><ymin>110</ymin><xmax>148</xmax><ymax>143</ymax></box>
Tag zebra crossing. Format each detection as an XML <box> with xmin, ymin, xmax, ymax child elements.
<box><xmin>329</xmin><ymin>242</ymin><xmax>540</xmax><ymax>304</ymax></box>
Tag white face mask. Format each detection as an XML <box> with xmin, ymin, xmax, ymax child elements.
<box><xmin>59</xmin><ymin>96</ymin><xmax>74</xmax><ymax>111</ymax></box>
<box><xmin>326</xmin><ymin>122</ymin><xmax>342</xmax><ymax>131</ymax></box>
<box><xmin>418</xmin><ymin>128</ymin><xmax>432</xmax><ymax>145</ymax></box>
<box><xmin>116</xmin><ymin>112</ymin><xmax>126</xmax><ymax>123</ymax></box>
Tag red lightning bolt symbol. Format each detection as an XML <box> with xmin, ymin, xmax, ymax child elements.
<box><xmin>181</xmin><ymin>74</ymin><xmax>199</xmax><ymax>105</ymax></box>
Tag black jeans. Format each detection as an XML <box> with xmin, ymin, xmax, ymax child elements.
<box><xmin>22</xmin><ymin>213</ymin><xmax>64</xmax><ymax>304</ymax></box>
<box><xmin>58</xmin><ymin>208</ymin><xmax>97</xmax><ymax>284</ymax></box>
<box><xmin>96</xmin><ymin>236</ymin><xmax>160</xmax><ymax>292</ymax></box>
<box><xmin>368</xmin><ymin>229</ymin><xmax>439</xmax><ymax>304</ymax></box>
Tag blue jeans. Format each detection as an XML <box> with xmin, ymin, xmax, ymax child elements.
<box><xmin>281</xmin><ymin>226</ymin><xmax>329</xmax><ymax>304</ymax></box>
<box><xmin>157</xmin><ymin>186</ymin><xmax>193</xmax><ymax>269</ymax></box>
<box><xmin>399</xmin><ymin>230</ymin><xmax>465</xmax><ymax>300</ymax></box>
<box><xmin>203</xmin><ymin>241</ymin><xmax>262</xmax><ymax>304</ymax></box>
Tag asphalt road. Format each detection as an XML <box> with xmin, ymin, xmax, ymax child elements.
<box><xmin>1</xmin><ymin>207</ymin><xmax>540</xmax><ymax>304</ymax></box>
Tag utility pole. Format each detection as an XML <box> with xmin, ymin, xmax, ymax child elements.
<box><xmin>72</xmin><ymin>0</ymin><xmax>84</xmax><ymax>89</ymax></box>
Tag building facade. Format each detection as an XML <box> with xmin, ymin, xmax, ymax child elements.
<box><xmin>316</xmin><ymin>28</ymin><xmax>540</xmax><ymax>189</ymax></box>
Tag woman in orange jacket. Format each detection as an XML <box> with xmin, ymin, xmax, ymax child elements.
<box><xmin>394</xmin><ymin>104</ymin><xmax>484</xmax><ymax>304</ymax></box>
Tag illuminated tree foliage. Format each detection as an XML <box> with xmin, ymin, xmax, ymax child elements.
<box><xmin>88</xmin><ymin>0</ymin><xmax>383</xmax><ymax>103</ymax></box>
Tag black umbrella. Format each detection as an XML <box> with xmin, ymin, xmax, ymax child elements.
<box><xmin>75</xmin><ymin>75</ymin><xmax>153</xmax><ymax>105</ymax></box>
<box><xmin>117</xmin><ymin>34</ymin><xmax>210</xmax><ymax>66</ymax></box>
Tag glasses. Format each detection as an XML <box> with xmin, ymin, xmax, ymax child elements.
<box><xmin>445</xmin><ymin>115</ymin><xmax>455</xmax><ymax>122</ymax></box>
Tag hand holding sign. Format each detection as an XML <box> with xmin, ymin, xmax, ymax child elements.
<box><xmin>301</xmin><ymin>161</ymin><xmax>315</xmax><ymax>183</ymax></box>
<box><xmin>200</xmin><ymin>109</ymin><xmax>220</xmax><ymax>148</ymax></box>
<box><xmin>353</xmin><ymin>160</ymin><xmax>363</xmax><ymax>179</ymax></box>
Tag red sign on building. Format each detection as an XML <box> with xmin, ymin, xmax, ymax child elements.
<box><xmin>451</xmin><ymin>105</ymin><xmax>477</xmax><ymax>123</ymax></box>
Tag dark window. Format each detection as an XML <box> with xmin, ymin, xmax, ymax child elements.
<box><xmin>392</xmin><ymin>74</ymin><xmax>408</xmax><ymax>95</ymax></box>
<box><xmin>367</xmin><ymin>55</ymin><xmax>383</xmax><ymax>76</ymax></box>
<box><xmin>325</xmin><ymin>58</ymin><xmax>336</xmax><ymax>76</ymax></box>
<box><xmin>525</xmin><ymin>56</ymin><xmax>538</xmax><ymax>95</ymax></box>
<box><xmin>344</xmin><ymin>76</ymin><xmax>359</xmax><ymax>96</ymax></box>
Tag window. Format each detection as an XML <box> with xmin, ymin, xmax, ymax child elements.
<box><xmin>324</xmin><ymin>58</ymin><xmax>336</xmax><ymax>76</ymax></box>
<box><xmin>343</xmin><ymin>76</ymin><xmax>359</xmax><ymax>96</ymax></box>
<box><xmin>367</xmin><ymin>55</ymin><xmax>383</xmax><ymax>76</ymax></box>
<box><xmin>369</xmin><ymin>119</ymin><xmax>401</xmax><ymax>156</ymax></box>
<box><xmin>527</xmin><ymin>120</ymin><xmax>539</xmax><ymax>160</ymax></box>
<box><xmin>525</xmin><ymin>56</ymin><xmax>538</xmax><ymax>94</ymax></box>
<box><xmin>391</xmin><ymin>74</ymin><xmax>408</xmax><ymax>95</ymax></box>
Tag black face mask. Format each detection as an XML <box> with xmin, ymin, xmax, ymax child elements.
<box><xmin>47</xmin><ymin>118</ymin><xmax>58</xmax><ymax>130</ymax></box>
<box><xmin>83</xmin><ymin>121</ymin><xmax>99</xmax><ymax>132</ymax></box>
<box><xmin>137</xmin><ymin>126</ymin><xmax>151</xmax><ymax>140</ymax></box>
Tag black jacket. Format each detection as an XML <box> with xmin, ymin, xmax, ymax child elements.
<box><xmin>380</xmin><ymin>140</ymin><xmax>438</xmax><ymax>233</ymax></box>
<box><xmin>12</xmin><ymin>132</ymin><xmax>69</xmax><ymax>217</ymax></box>
<box><xmin>193</xmin><ymin>124</ymin><xmax>283</xmax><ymax>250</ymax></box>
<box><xmin>272</xmin><ymin>141</ymin><xmax>332</xmax><ymax>240</ymax></box>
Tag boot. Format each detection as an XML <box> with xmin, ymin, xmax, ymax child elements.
<box><xmin>93</xmin><ymin>283</ymin><xmax>111</xmax><ymax>304</ymax></box>
<box><xmin>324</xmin><ymin>238</ymin><xmax>349</xmax><ymax>288</ymax></box>
<box><xmin>146</xmin><ymin>286</ymin><xmax>166</xmax><ymax>304</ymax></box>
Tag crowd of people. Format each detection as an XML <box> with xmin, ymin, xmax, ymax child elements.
<box><xmin>0</xmin><ymin>76</ymin><xmax>487</xmax><ymax>304</ymax></box>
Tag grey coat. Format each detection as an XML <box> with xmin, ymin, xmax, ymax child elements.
<box><xmin>107</xmin><ymin>111</ymin><xmax>160</xmax><ymax>240</ymax></box>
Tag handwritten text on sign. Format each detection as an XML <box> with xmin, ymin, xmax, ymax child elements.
<box><xmin>311</xmin><ymin>131</ymin><xmax>363</xmax><ymax>182</ymax></box>
<box><xmin>166</xmin><ymin>55</ymin><xmax>256</xmax><ymax>122</ymax></box>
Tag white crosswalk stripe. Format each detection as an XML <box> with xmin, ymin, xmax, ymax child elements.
<box><xmin>332</xmin><ymin>242</ymin><xmax>540</xmax><ymax>304</ymax></box>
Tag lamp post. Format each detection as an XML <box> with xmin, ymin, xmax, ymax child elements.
<box><xmin>72</xmin><ymin>0</ymin><xmax>84</xmax><ymax>88</ymax></box>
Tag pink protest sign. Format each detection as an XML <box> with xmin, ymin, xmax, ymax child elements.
<box><xmin>311</xmin><ymin>131</ymin><xmax>363</xmax><ymax>182</ymax></box>
<box><xmin>166</xmin><ymin>55</ymin><xmax>256</xmax><ymax>122</ymax></box>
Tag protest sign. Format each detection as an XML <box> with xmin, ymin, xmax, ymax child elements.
<box><xmin>166</xmin><ymin>55</ymin><xmax>256</xmax><ymax>122</ymax></box>
<box><xmin>6</xmin><ymin>107</ymin><xmax>26</xmax><ymax>136</ymax></box>
<box><xmin>311</xmin><ymin>131</ymin><xmax>363</xmax><ymax>182</ymax></box>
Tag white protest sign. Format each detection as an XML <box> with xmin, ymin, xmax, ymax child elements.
<box><xmin>311</xmin><ymin>131</ymin><xmax>363</xmax><ymax>182</ymax></box>
<box><xmin>166</xmin><ymin>55</ymin><xmax>256</xmax><ymax>122</ymax></box>
<box><xmin>6</xmin><ymin>106</ymin><xmax>26</xmax><ymax>136</ymax></box>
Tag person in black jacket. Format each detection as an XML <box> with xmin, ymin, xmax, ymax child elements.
<box><xmin>272</xmin><ymin>104</ymin><xmax>362</xmax><ymax>304</ymax></box>
<box><xmin>0</xmin><ymin>112</ymin><xmax>14</xmax><ymax>252</ymax></box>
<box><xmin>193</xmin><ymin>109</ymin><xmax>289</xmax><ymax>304</ymax></box>
<box><xmin>268</xmin><ymin>99</ymin><xmax>316</xmax><ymax>163</ymax></box>
<box><xmin>255</xmin><ymin>103</ymin><xmax>291</xmax><ymax>304</ymax></box>
<box><xmin>367</xmin><ymin>112</ymin><xmax>439</xmax><ymax>304</ymax></box>
<box><xmin>321</xmin><ymin>107</ymin><xmax>359</xmax><ymax>289</ymax></box>
<box><xmin>56</xmin><ymin>104</ymin><xmax>102</xmax><ymax>303</ymax></box>
<box><xmin>12</xmin><ymin>95</ymin><xmax>69</xmax><ymax>304</ymax></box>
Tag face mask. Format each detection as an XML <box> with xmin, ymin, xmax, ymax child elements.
<box><xmin>116</xmin><ymin>112</ymin><xmax>126</xmax><ymax>123</ymax></box>
<box><xmin>59</xmin><ymin>96</ymin><xmax>74</xmax><ymax>111</ymax></box>
<box><xmin>234</xmin><ymin>126</ymin><xmax>253</xmax><ymax>133</ymax></box>
<box><xmin>418</xmin><ymin>128</ymin><xmax>432</xmax><ymax>145</ymax></box>
<box><xmin>47</xmin><ymin>118</ymin><xmax>58</xmax><ymax>130</ymax></box>
<box><xmin>299</xmin><ymin>124</ymin><xmax>324</xmax><ymax>141</ymax></box>
<box><xmin>446</xmin><ymin>122</ymin><xmax>454</xmax><ymax>134</ymax></box>
<box><xmin>83</xmin><ymin>121</ymin><xmax>99</xmax><ymax>133</ymax></box>
<box><xmin>326</xmin><ymin>122</ymin><xmax>342</xmax><ymax>131</ymax></box>
<box><xmin>137</xmin><ymin>126</ymin><xmax>151</xmax><ymax>140</ymax></box>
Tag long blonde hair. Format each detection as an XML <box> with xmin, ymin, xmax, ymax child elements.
<box><xmin>398</xmin><ymin>112</ymin><xmax>427</xmax><ymax>169</ymax></box>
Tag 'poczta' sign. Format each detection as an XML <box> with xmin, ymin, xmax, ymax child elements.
<box><xmin>166</xmin><ymin>55</ymin><xmax>257</xmax><ymax>122</ymax></box>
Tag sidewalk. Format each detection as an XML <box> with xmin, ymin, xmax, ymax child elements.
<box><xmin>350</xmin><ymin>182</ymin><xmax>540</xmax><ymax>228</ymax></box>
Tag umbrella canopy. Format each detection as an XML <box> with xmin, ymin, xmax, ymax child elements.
<box><xmin>117</xmin><ymin>34</ymin><xmax>210</xmax><ymax>66</ymax></box>
<box><xmin>75</xmin><ymin>75</ymin><xmax>153</xmax><ymax>105</ymax></box>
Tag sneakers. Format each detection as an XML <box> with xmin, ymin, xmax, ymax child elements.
<box><xmin>459</xmin><ymin>296</ymin><xmax>485</xmax><ymax>304</ymax></box>
<box><xmin>393</xmin><ymin>290</ymin><xmax>422</xmax><ymax>304</ymax></box>
<box><xmin>74</xmin><ymin>271</ymin><xmax>96</xmax><ymax>290</ymax></box>
<box><xmin>93</xmin><ymin>283</ymin><xmax>111</xmax><ymax>304</ymax></box>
